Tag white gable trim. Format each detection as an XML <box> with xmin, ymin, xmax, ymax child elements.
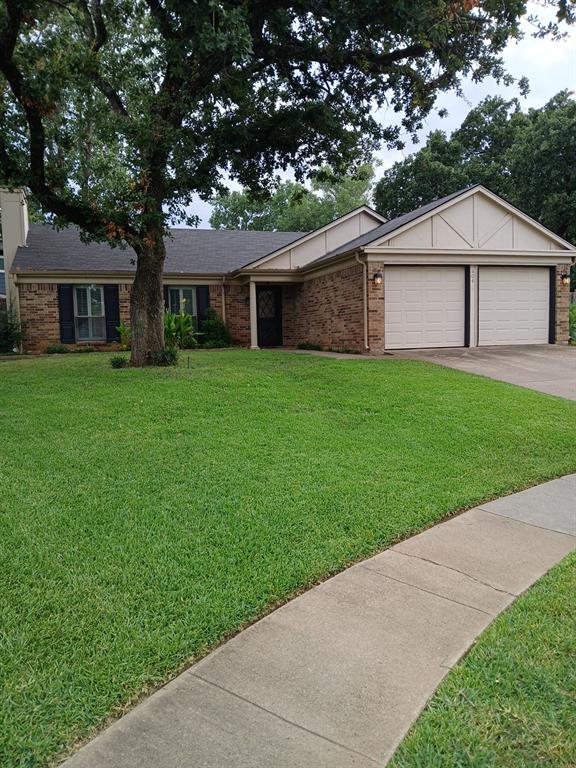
<box><xmin>364</xmin><ymin>186</ymin><xmax>576</xmax><ymax>252</ymax></box>
<box><xmin>239</xmin><ymin>205</ymin><xmax>386</xmax><ymax>271</ymax></box>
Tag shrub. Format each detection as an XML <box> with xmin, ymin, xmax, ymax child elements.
<box><xmin>297</xmin><ymin>342</ymin><xmax>323</xmax><ymax>351</ymax></box>
<box><xmin>164</xmin><ymin>310</ymin><xmax>199</xmax><ymax>350</ymax></box>
<box><xmin>201</xmin><ymin>307</ymin><xmax>231</xmax><ymax>348</ymax></box>
<box><xmin>149</xmin><ymin>347</ymin><xmax>178</xmax><ymax>367</ymax></box>
<box><xmin>73</xmin><ymin>346</ymin><xmax>97</xmax><ymax>353</ymax></box>
<box><xmin>570</xmin><ymin>303</ymin><xmax>576</xmax><ymax>341</ymax></box>
<box><xmin>110</xmin><ymin>355</ymin><xmax>129</xmax><ymax>369</ymax></box>
<box><xmin>45</xmin><ymin>344</ymin><xmax>71</xmax><ymax>354</ymax></box>
<box><xmin>116</xmin><ymin>320</ymin><xmax>131</xmax><ymax>350</ymax></box>
<box><xmin>0</xmin><ymin>307</ymin><xmax>24</xmax><ymax>353</ymax></box>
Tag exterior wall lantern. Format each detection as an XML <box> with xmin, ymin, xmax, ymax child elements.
<box><xmin>560</xmin><ymin>272</ymin><xmax>570</xmax><ymax>286</ymax></box>
<box><xmin>373</xmin><ymin>271</ymin><xmax>383</xmax><ymax>286</ymax></box>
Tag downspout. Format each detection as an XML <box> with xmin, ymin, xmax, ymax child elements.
<box><xmin>355</xmin><ymin>253</ymin><xmax>370</xmax><ymax>352</ymax></box>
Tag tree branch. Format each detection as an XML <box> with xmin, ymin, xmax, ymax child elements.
<box><xmin>145</xmin><ymin>0</ymin><xmax>180</xmax><ymax>39</ymax></box>
<box><xmin>0</xmin><ymin>3</ymin><xmax>137</xmax><ymax>242</ymax></box>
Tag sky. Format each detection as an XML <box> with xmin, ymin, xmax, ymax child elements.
<box><xmin>190</xmin><ymin>4</ymin><xmax>576</xmax><ymax>228</ymax></box>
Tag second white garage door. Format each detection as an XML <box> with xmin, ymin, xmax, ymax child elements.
<box><xmin>385</xmin><ymin>266</ymin><xmax>465</xmax><ymax>349</ymax></box>
<box><xmin>478</xmin><ymin>267</ymin><xmax>549</xmax><ymax>346</ymax></box>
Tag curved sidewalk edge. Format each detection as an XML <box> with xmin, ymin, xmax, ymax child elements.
<box><xmin>63</xmin><ymin>475</ymin><xmax>576</xmax><ymax>768</ymax></box>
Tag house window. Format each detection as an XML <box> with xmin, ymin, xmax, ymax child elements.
<box><xmin>74</xmin><ymin>284</ymin><xmax>106</xmax><ymax>341</ymax></box>
<box><xmin>167</xmin><ymin>286</ymin><xmax>197</xmax><ymax>317</ymax></box>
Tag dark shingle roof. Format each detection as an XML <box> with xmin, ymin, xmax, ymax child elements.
<box><xmin>11</xmin><ymin>225</ymin><xmax>307</xmax><ymax>275</ymax></box>
<box><xmin>311</xmin><ymin>186</ymin><xmax>479</xmax><ymax>264</ymax></box>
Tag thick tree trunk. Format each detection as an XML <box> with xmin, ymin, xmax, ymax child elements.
<box><xmin>130</xmin><ymin>232</ymin><xmax>166</xmax><ymax>367</ymax></box>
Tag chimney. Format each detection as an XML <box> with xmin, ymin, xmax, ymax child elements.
<box><xmin>0</xmin><ymin>188</ymin><xmax>29</xmax><ymax>312</ymax></box>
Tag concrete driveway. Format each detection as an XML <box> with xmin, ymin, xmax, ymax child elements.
<box><xmin>393</xmin><ymin>345</ymin><xmax>576</xmax><ymax>400</ymax></box>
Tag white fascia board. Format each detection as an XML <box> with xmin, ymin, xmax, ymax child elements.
<box><xmin>363</xmin><ymin>249</ymin><xmax>573</xmax><ymax>265</ymax></box>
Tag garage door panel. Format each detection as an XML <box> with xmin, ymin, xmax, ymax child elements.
<box><xmin>478</xmin><ymin>267</ymin><xmax>549</xmax><ymax>346</ymax></box>
<box><xmin>385</xmin><ymin>266</ymin><xmax>465</xmax><ymax>350</ymax></box>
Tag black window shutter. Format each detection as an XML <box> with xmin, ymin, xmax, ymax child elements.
<box><xmin>103</xmin><ymin>285</ymin><xmax>121</xmax><ymax>342</ymax></box>
<box><xmin>196</xmin><ymin>286</ymin><xmax>210</xmax><ymax>329</ymax></box>
<box><xmin>163</xmin><ymin>286</ymin><xmax>169</xmax><ymax>310</ymax></box>
<box><xmin>57</xmin><ymin>284</ymin><xmax>75</xmax><ymax>343</ymax></box>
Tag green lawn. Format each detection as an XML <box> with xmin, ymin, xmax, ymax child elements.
<box><xmin>0</xmin><ymin>350</ymin><xmax>575</xmax><ymax>768</ymax></box>
<box><xmin>390</xmin><ymin>551</ymin><xmax>576</xmax><ymax>768</ymax></box>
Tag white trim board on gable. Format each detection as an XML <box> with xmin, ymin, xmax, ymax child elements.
<box><xmin>364</xmin><ymin>188</ymin><xmax>575</xmax><ymax>254</ymax></box>
<box><xmin>245</xmin><ymin>206</ymin><xmax>385</xmax><ymax>271</ymax></box>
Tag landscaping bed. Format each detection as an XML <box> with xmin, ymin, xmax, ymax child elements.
<box><xmin>1</xmin><ymin>350</ymin><xmax>574</xmax><ymax>767</ymax></box>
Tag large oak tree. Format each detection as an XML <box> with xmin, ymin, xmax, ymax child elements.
<box><xmin>0</xmin><ymin>0</ymin><xmax>572</xmax><ymax>364</ymax></box>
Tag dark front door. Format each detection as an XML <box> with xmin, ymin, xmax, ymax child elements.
<box><xmin>257</xmin><ymin>286</ymin><xmax>283</xmax><ymax>347</ymax></box>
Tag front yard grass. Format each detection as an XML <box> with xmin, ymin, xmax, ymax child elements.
<box><xmin>390</xmin><ymin>551</ymin><xmax>576</xmax><ymax>767</ymax></box>
<box><xmin>1</xmin><ymin>350</ymin><xmax>575</xmax><ymax>767</ymax></box>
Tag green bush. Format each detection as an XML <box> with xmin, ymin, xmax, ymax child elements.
<box><xmin>73</xmin><ymin>346</ymin><xmax>97</xmax><ymax>353</ymax></box>
<box><xmin>45</xmin><ymin>344</ymin><xmax>71</xmax><ymax>354</ymax></box>
<box><xmin>164</xmin><ymin>310</ymin><xmax>199</xmax><ymax>350</ymax></box>
<box><xmin>201</xmin><ymin>307</ymin><xmax>231</xmax><ymax>348</ymax></box>
<box><xmin>0</xmin><ymin>307</ymin><xmax>24</xmax><ymax>353</ymax></box>
<box><xmin>570</xmin><ymin>303</ymin><xmax>576</xmax><ymax>341</ymax></box>
<box><xmin>116</xmin><ymin>320</ymin><xmax>131</xmax><ymax>350</ymax></box>
<box><xmin>297</xmin><ymin>342</ymin><xmax>323</xmax><ymax>351</ymax></box>
<box><xmin>149</xmin><ymin>347</ymin><xmax>178</xmax><ymax>367</ymax></box>
<box><xmin>110</xmin><ymin>355</ymin><xmax>129</xmax><ymax>369</ymax></box>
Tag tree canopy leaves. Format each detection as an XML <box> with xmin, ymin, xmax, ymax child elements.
<box><xmin>209</xmin><ymin>165</ymin><xmax>375</xmax><ymax>231</ymax></box>
<box><xmin>1</xmin><ymin>0</ymin><xmax>573</xmax><ymax>248</ymax></box>
<box><xmin>374</xmin><ymin>91</ymin><xmax>576</xmax><ymax>242</ymax></box>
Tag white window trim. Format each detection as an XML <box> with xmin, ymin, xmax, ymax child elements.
<box><xmin>73</xmin><ymin>284</ymin><xmax>106</xmax><ymax>342</ymax></box>
<box><xmin>167</xmin><ymin>286</ymin><xmax>197</xmax><ymax>317</ymax></box>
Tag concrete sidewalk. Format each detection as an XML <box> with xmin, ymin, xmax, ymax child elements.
<box><xmin>64</xmin><ymin>475</ymin><xmax>575</xmax><ymax>768</ymax></box>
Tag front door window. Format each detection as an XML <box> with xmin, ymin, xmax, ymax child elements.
<box><xmin>256</xmin><ymin>287</ymin><xmax>283</xmax><ymax>347</ymax></box>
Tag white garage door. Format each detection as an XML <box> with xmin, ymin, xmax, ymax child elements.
<box><xmin>385</xmin><ymin>266</ymin><xmax>465</xmax><ymax>349</ymax></box>
<box><xmin>478</xmin><ymin>267</ymin><xmax>549</xmax><ymax>346</ymax></box>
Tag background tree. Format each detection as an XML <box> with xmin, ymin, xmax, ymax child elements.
<box><xmin>1</xmin><ymin>2</ymin><xmax>573</xmax><ymax>365</ymax></box>
<box><xmin>373</xmin><ymin>91</ymin><xmax>576</xmax><ymax>242</ymax></box>
<box><xmin>374</xmin><ymin>96</ymin><xmax>526</xmax><ymax>218</ymax></box>
<box><xmin>507</xmin><ymin>92</ymin><xmax>576</xmax><ymax>241</ymax></box>
<box><xmin>210</xmin><ymin>164</ymin><xmax>375</xmax><ymax>231</ymax></box>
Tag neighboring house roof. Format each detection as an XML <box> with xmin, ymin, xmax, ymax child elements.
<box><xmin>11</xmin><ymin>225</ymin><xmax>307</xmax><ymax>275</ymax></box>
<box><xmin>311</xmin><ymin>186</ymin><xmax>478</xmax><ymax>264</ymax></box>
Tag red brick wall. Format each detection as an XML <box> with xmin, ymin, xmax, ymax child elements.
<box><xmin>19</xmin><ymin>282</ymin><xmax>132</xmax><ymax>352</ymax></box>
<box><xmin>366</xmin><ymin>261</ymin><xmax>385</xmax><ymax>353</ymax></box>
<box><xmin>556</xmin><ymin>264</ymin><xmax>571</xmax><ymax>343</ymax></box>
<box><xmin>18</xmin><ymin>283</ymin><xmax>61</xmax><ymax>351</ymax></box>
<box><xmin>224</xmin><ymin>283</ymin><xmax>250</xmax><ymax>346</ymax></box>
<box><xmin>283</xmin><ymin>263</ymin><xmax>365</xmax><ymax>352</ymax></box>
<box><xmin>119</xmin><ymin>284</ymin><xmax>131</xmax><ymax>325</ymax></box>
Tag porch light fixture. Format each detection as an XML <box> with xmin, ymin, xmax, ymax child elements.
<box><xmin>560</xmin><ymin>272</ymin><xmax>570</xmax><ymax>286</ymax></box>
<box><xmin>245</xmin><ymin>296</ymin><xmax>250</xmax><ymax>306</ymax></box>
<box><xmin>373</xmin><ymin>271</ymin><xmax>383</xmax><ymax>286</ymax></box>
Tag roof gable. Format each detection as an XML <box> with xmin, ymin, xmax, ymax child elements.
<box><xmin>243</xmin><ymin>206</ymin><xmax>386</xmax><ymax>271</ymax></box>
<box><xmin>366</xmin><ymin>187</ymin><xmax>575</xmax><ymax>252</ymax></box>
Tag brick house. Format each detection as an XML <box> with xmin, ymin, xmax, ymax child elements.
<box><xmin>1</xmin><ymin>185</ymin><xmax>573</xmax><ymax>353</ymax></box>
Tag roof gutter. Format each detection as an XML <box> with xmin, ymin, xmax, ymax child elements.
<box><xmin>355</xmin><ymin>253</ymin><xmax>369</xmax><ymax>352</ymax></box>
